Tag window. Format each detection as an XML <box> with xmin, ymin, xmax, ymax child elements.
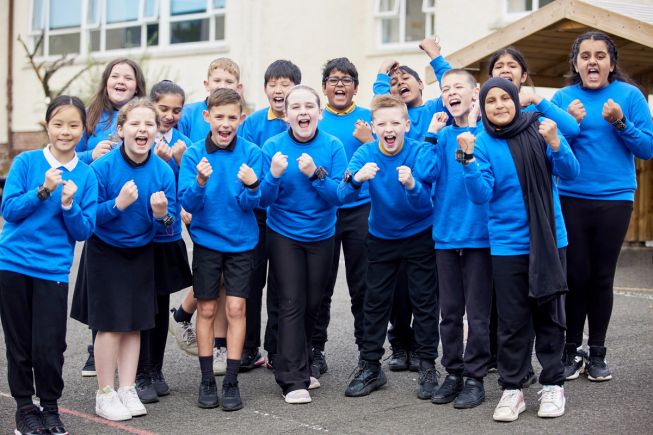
<box><xmin>375</xmin><ymin>0</ymin><xmax>436</xmax><ymax>48</ymax></box>
<box><xmin>29</xmin><ymin>0</ymin><xmax>226</xmax><ymax>57</ymax></box>
<box><xmin>505</xmin><ymin>0</ymin><xmax>554</xmax><ymax>19</ymax></box>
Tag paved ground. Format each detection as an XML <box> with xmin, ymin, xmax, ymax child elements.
<box><xmin>1</xmin><ymin>231</ymin><xmax>652</xmax><ymax>434</ymax></box>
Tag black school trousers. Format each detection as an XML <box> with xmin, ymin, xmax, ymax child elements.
<box><xmin>138</xmin><ymin>294</ymin><xmax>170</xmax><ymax>374</ymax></box>
<box><xmin>561</xmin><ymin>196</ymin><xmax>633</xmax><ymax>348</ymax></box>
<box><xmin>312</xmin><ymin>203</ymin><xmax>370</xmax><ymax>351</ymax></box>
<box><xmin>268</xmin><ymin>229</ymin><xmax>334</xmax><ymax>394</ymax></box>
<box><xmin>244</xmin><ymin>209</ymin><xmax>267</xmax><ymax>351</ymax></box>
<box><xmin>387</xmin><ymin>263</ymin><xmax>416</xmax><ymax>351</ymax></box>
<box><xmin>0</xmin><ymin>271</ymin><xmax>68</xmax><ymax>408</ymax></box>
<box><xmin>360</xmin><ymin>228</ymin><xmax>438</xmax><ymax>363</ymax></box>
<box><xmin>437</xmin><ymin>248</ymin><xmax>492</xmax><ymax>379</ymax></box>
<box><xmin>492</xmin><ymin>251</ymin><xmax>567</xmax><ymax>389</ymax></box>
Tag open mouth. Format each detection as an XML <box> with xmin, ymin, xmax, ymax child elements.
<box><xmin>218</xmin><ymin>131</ymin><xmax>232</xmax><ymax>140</ymax></box>
<box><xmin>135</xmin><ymin>135</ymin><xmax>148</xmax><ymax>146</ymax></box>
<box><xmin>298</xmin><ymin>119</ymin><xmax>311</xmax><ymax>128</ymax></box>
<box><xmin>114</xmin><ymin>85</ymin><xmax>127</xmax><ymax>93</ymax></box>
<box><xmin>448</xmin><ymin>98</ymin><xmax>461</xmax><ymax>110</ymax></box>
<box><xmin>500</xmin><ymin>74</ymin><xmax>513</xmax><ymax>82</ymax></box>
<box><xmin>399</xmin><ymin>86</ymin><xmax>410</xmax><ymax>97</ymax></box>
<box><xmin>384</xmin><ymin>134</ymin><xmax>397</xmax><ymax>145</ymax></box>
<box><xmin>273</xmin><ymin>97</ymin><xmax>284</xmax><ymax>105</ymax></box>
<box><xmin>334</xmin><ymin>90</ymin><xmax>346</xmax><ymax>97</ymax></box>
<box><xmin>587</xmin><ymin>67</ymin><xmax>600</xmax><ymax>81</ymax></box>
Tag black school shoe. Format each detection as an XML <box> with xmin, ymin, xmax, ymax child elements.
<box><xmin>135</xmin><ymin>371</ymin><xmax>159</xmax><ymax>404</ymax></box>
<box><xmin>409</xmin><ymin>350</ymin><xmax>419</xmax><ymax>372</ymax></box>
<box><xmin>15</xmin><ymin>404</ymin><xmax>49</xmax><ymax>435</ymax></box>
<box><xmin>431</xmin><ymin>374</ymin><xmax>464</xmax><ymax>404</ymax></box>
<box><xmin>81</xmin><ymin>344</ymin><xmax>96</xmax><ymax>377</ymax></box>
<box><xmin>387</xmin><ymin>348</ymin><xmax>409</xmax><ymax>371</ymax></box>
<box><xmin>416</xmin><ymin>363</ymin><xmax>440</xmax><ymax>400</ymax></box>
<box><xmin>197</xmin><ymin>379</ymin><xmax>220</xmax><ymax>409</ymax></box>
<box><xmin>240</xmin><ymin>348</ymin><xmax>265</xmax><ymax>371</ymax></box>
<box><xmin>310</xmin><ymin>348</ymin><xmax>328</xmax><ymax>379</ymax></box>
<box><xmin>587</xmin><ymin>346</ymin><xmax>612</xmax><ymax>381</ymax></box>
<box><xmin>221</xmin><ymin>381</ymin><xmax>243</xmax><ymax>412</ymax></box>
<box><xmin>563</xmin><ymin>344</ymin><xmax>586</xmax><ymax>380</ymax></box>
<box><xmin>345</xmin><ymin>360</ymin><xmax>387</xmax><ymax>397</ymax></box>
<box><xmin>453</xmin><ymin>378</ymin><xmax>485</xmax><ymax>409</ymax></box>
<box><xmin>42</xmin><ymin>407</ymin><xmax>68</xmax><ymax>435</ymax></box>
<box><xmin>151</xmin><ymin>369</ymin><xmax>170</xmax><ymax>396</ymax></box>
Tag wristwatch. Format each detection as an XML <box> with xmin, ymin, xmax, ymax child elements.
<box><xmin>37</xmin><ymin>184</ymin><xmax>51</xmax><ymax>201</ymax></box>
<box><xmin>309</xmin><ymin>166</ymin><xmax>328</xmax><ymax>182</ymax></box>
<box><xmin>245</xmin><ymin>178</ymin><xmax>261</xmax><ymax>189</ymax></box>
<box><xmin>612</xmin><ymin>116</ymin><xmax>626</xmax><ymax>131</ymax></box>
<box><xmin>156</xmin><ymin>214</ymin><xmax>175</xmax><ymax>228</ymax></box>
<box><xmin>455</xmin><ymin>149</ymin><xmax>474</xmax><ymax>165</ymax></box>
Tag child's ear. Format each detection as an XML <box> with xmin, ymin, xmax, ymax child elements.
<box><xmin>203</xmin><ymin>80</ymin><xmax>210</xmax><ymax>93</ymax></box>
<box><xmin>318</xmin><ymin>107</ymin><xmax>324</xmax><ymax>121</ymax></box>
<box><xmin>237</xmin><ymin>83</ymin><xmax>243</xmax><ymax>95</ymax></box>
<box><xmin>239</xmin><ymin>112</ymin><xmax>246</xmax><ymax>123</ymax></box>
<box><xmin>405</xmin><ymin>118</ymin><xmax>411</xmax><ymax>133</ymax></box>
<box><xmin>202</xmin><ymin>109</ymin><xmax>210</xmax><ymax>123</ymax></box>
<box><xmin>117</xmin><ymin>124</ymin><xmax>124</xmax><ymax>138</ymax></box>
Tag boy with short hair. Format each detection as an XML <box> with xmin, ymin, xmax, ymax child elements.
<box><xmin>178</xmin><ymin>88</ymin><xmax>262</xmax><ymax>411</ymax></box>
<box><xmin>239</xmin><ymin>59</ymin><xmax>302</xmax><ymax>370</ymax></box>
<box><xmin>339</xmin><ymin>94</ymin><xmax>439</xmax><ymax>399</ymax></box>
<box><xmin>178</xmin><ymin>57</ymin><xmax>243</xmax><ymax>143</ymax></box>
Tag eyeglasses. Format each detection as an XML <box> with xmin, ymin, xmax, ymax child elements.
<box><xmin>325</xmin><ymin>76</ymin><xmax>355</xmax><ymax>86</ymax></box>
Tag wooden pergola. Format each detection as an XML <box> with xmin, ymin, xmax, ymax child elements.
<box><xmin>428</xmin><ymin>0</ymin><xmax>653</xmax><ymax>242</ymax></box>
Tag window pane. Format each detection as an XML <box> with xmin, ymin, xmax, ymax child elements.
<box><xmin>170</xmin><ymin>19</ymin><xmax>209</xmax><ymax>44</ymax></box>
<box><xmin>147</xmin><ymin>23</ymin><xmax>159</xmax><ymax>46</ymax></box>
<box><xmin>145</xmin><ymin>0</ymin><xmax>159</xmax><ymax>17</ymax></box>
<box><xmin>106</xmin><ymin>26</ymin><xmax>141</xmax><ymax>50</ymax></box>
<box><xmin>539</xmin><ymin>0</ymin><xmax>554</xmax><ymax>6</ymax></box>
<box><xmin>171</xmin><ymin>0</ymin><xmax>206</xmax><ymax>15</ymax></box>
<box><xmin>32</xmin><ymin>0</ymin><xmax>45</xmax><ymax>30</ymax></box>
<box><xmin>213</xmin><ymin>0</ymin><xmax>226</xmax><ymax>9</ymax></box>
<box><xmin>507</xmin><ymin>0</ymin><xmax>532</xmax><ymax>12</ymax></box>
<box><xmin>89</xmin><ymin>29</ymin><xmax>100</xmax><ymax>51</ymax></box>
<box><xmin>378</xmin><ymin>0</ymin><xmax>397</xmax><ymax>13</ymax></box>
<box><xmin>32</xmin><ymin>35</ymin><xmax>44</xmax><ymax>56</ymax></box>
<box><xmin>381</xmin><ymin>17</ymin><xmax>399</xmax><ymax>44</ymax></box>
<box><xmin>214</xmin><ymin>15</ymin><xmax>225</xmax><ymax>40</ymax></box>
<box><xmin>50</xmin><ymin>0</ymin><xmax>81</xmax><ymax>29</ymax></box>
<box><xmin>49</xmin><ymin>32</ymin><xmax>80</xmax><ymax>55</ymax></box>
<box><xmin>87</xmin><ymin>0</ymin><xmax>100</xmax><ymax>25</ymax></box>
<box><xmin>405</xmin><ymin>0</ymin><xmax>425</xmax><ymax>42</ymax></box>
<box><xmin>106</xmin><ymin>0</ymin><xmax>139</xmax><ymax>23</ymax></box>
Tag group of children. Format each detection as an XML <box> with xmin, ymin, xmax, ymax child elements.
<box><xmin>0</xmin><ymin>30</ymin><xmax>652</xmax><ymax>434</ymax></box>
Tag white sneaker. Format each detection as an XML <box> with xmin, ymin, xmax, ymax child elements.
<box><xmin>117</xmin><ymin>386</ymin><xmax>147</xmax><ymax>417</ymax></box>
<box><xmin>308</xmin><ymin>376</ymin><xmax>320</xmax><ymax>390</ymax></box>
<box><xmin>493</xmin><ymin>389</ymin><xmax>526</xmax><ymax>422</ymax></box>
<box><xmin>213</xmin><ymin>347</ymin><xmax>227</xmax><ymax>376</ymax></box>
<box><xmin>95</xmin><ymin>386</ymin><xmax>132</xmax><ymax>421</ymax></box>
<box><xmin>168</xmin><ymin>311</ymin><xmax>198</xmax><ymax>356</ymax></box>
<box><xmin>283</xmin><ymin>389</ymin><xmax>312</xmax><ymax>404</ymax></box>
<box><xmin>538</xmin><ymin>385</ymin><xmax>566</xmax><ymax>418</ymax></box>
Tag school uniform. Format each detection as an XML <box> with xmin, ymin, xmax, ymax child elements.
<box><xmin>552</xmin><ymin>80</ymin><xmax>653</xmax><ymax>350</ymax></box>
<box><xmin>259</xmin><ymin>129</ymin><xmax>346</xmax><ymax>394</ymax></box>
<box><xmin>312</xmin><ymin>103</ymin><xmax>372</xmax><ymax>352</ymax></box>
<box><xmin>339</xmin><ymin>138</ymin><xmax>438</xmax><ymax>365</ymax></box>
<box><xmin>71</xmin><ymin>146</ymin><xmax>177</xmax><ymax>333</ymax></box>
<box><xmin>0</xmin><ymin>147</ymin><xmax>97</xmax><ymax>408</ymax></box>
<box><xmin>76</xmin><ymin>109</ymin><xmax>120</xmax><ymax>164</ymax></box>
<box><xmin>178</xmin><ymin>100</ymin><xmax>211</xmax><ymax>144</ymax></box>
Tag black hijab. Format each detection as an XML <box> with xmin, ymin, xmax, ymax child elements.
<box><xmin>480</xmin><ymin>78</ymin><xmax>567</xmax><ymax>304</ymax></box>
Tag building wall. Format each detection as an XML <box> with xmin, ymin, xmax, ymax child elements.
<box><xmin>0</xmin><ymin>0</ymin><xmax>9</xmax><ymax>145</ymax></box>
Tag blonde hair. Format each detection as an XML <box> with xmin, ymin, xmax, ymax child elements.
<box><xmin>117</xmin><ymin>98</ymin><xmax>160</xmax><ymax>129</ymax></box>
<box><xmin>208</xmin><ymin>57</ymin><xmax>241</xmax><ymax>82</ymax></box>
<box><xmin>284</xmin><ymin>85</ymin><xmax>321</xmax><ymax>111</ymax></box>
<box><xmin>370</xmin><ymin>94</ymin><xmax>408</xmax><ymax>119</ymax></box>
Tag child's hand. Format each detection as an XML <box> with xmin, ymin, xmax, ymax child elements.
<box><xmin>181</xmin><ymin>208</ymin><xmax>192</xmax><ymax>225</ymax></box>
<box><xmin>154</xmin><ymin>141</ymin><xmax>173</xmax><ymax>162</ymax></box>
<box><xmin>354</xmin><ymin>163</ymin><xmax>380</xmax><ymax>182</ymax></box>
<box><xmin>428</xmin><ymin>112</ymin><xmax>449</xmax><ymax>134</ymax></box>
<box><xmin>353</xmin><ymin>120</ymin><xmax>374</xmax><ymax>144</ymax></box>
<box><xmin>237</xmin><ymin>163</ymin><xmax>258</xmax><ymax>187</ymax></box>
<box><xmin>468</xmin><ymin>99</ymin><xmax>481</xmax><ymax>127</ymax></box>
<box><xmin>297</xmin><ymin>153</ymin><xmax>317</xmax><ymax>177</ymax></box>
<box><xmin>567</xmin><ymin>99</ymin><xmax>586</xmax><ymax>124</ymax></box>
<box><xmin>150</xmin><ymin>191</ymin><xmax>168</xmax><ymax>219</ymax></box>
<box><xmin>397</xmin><ymin>166</ymin><xmax>415</xmax><ymax>190</ymax></box>
<box><xmin>379</xmin><ymin>59</ymin><xmax>400</xmax><ymax>75</ymax></box>
<box><xmin>602</xmin><ymin>98</ymin><xmax>624</xmax><ymax>124</ymax></box>
<box><xmin>456</xmin><ymin>132</ymin><xmax>476</xmax><ymax>155</ymax></box>
<box><xmin>419</xmin><ymin>37</ymin><xmax>442</xmax><ymax>59</ymax></box>
<box><xmin>538</xmin><ymin>119</ymin><xmax>560</xmax><ymax>151</ymax></box>
<box><xmin>115</xmin><ymin>180</ymin><xmax>138</xmax><ymax>211</ymax></box>
<box><xmin>196</xmin><ymin>157</ymin><xmax>213</xmax><ymax>187</ymax></box>
<box><xmin>60</xmin><ymin>180</ymin><xmax>77</xmax><ymax>207</ymax></box>
<box><xmin>518</xmin><ymin>92</ymin><xmax>543</xmax><ymax>107</ymax></box>
<box><xmin>92</xmin><ymin>140</ymin><xmax>113</xmax><ymax>160</ymax></box>
<box><xmin>270</xmin><ymin>152</ymin><xmax>289</xmax><ymax>178</ymax></box>
<box><xmin>43</xmin><ymin>168</ymin><xmax>63</xmax><ymax>192</ymax></box>
<box><xmin>171</xmin><ymin>140</ymin><xmax>187</xmax><ymax>165</ymax></box>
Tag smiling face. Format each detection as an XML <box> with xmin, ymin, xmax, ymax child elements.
<box><xmin>574</xmin><ymin>39</ymin><xmax>613</xmax><ymax>90</ymax></box>
<box><xmin>322</xmin><ymin>69</ymin><xmax>358</xmax><ymax>111</ymax></box>
<box><xmin>154</xmin><ymin>93</ymin><xmax>184</xmax><ymax>134</ymax></box>
<box><xmin>107</xmin><ymin>63</ymin><xmax>138</xmax><ymax>108</ymax></box>
<box><xmin>118</xmin><ymin>107</ymin><xmax>159</xmax><ymax>161</ymax></box>
<box><xmin>203</xmin><ymin>103</ymin><xmax>245</xmax><ymax>147</ymax></box>
<box><xmin>491</xmin><ymin>54</ymin><xmax>527</xmax><ymax>88</ymax></box>
<box><xmin>204</xmin><ymin>68</ymin><xmax>242</xmax><ymax>94</ymax></box>
<box><xmin>483</xmin><ymin>87</ymin><xmax>516</xmax><ymax>127</ymax></box>
<box><xmin>441</xmin><ymin>73</ymin><xmax>477</xmax><ymax>122</ymax></box>
<box><xmin>285</xmin><ymin>88</ymin><xmax>321</xmax><ymax>142</ymax></box>
<box><xmin>265</xmin><ymin>76</ymin><xmax>296</xmax><ymax>117</ymax></box>
<box><xmin>390</xmin><ymin>69</ymin><xmax>423</xmax><ymax>107</ymax></box>
<box><xmin>372</xmin><ymin>106</ymin><xmax>410</xmax><ymax>154</ymax></box>
<box><xmin>47</xmin><ymin>105</ymin><xmax>85</xmax><ymax>159</ymax></box>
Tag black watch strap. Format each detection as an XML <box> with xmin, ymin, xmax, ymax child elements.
<box><xmin>455</xmin><ymin>149</ymin><xmax>474</xmax><ymax>164</ymax></box>
<box><xmin>245</xmin><ymin>178</ymin><xmax>260</xmax><ymax>189</ymax></box>
<box><xmin>612</xmin><ymin>116</ymin><xmax>626</xmax><ymax>131</ymax></box>
<box><xmin>37</xmin><ymin>185</ymin><xmax>51</xmax><ymax>201</ymax></box>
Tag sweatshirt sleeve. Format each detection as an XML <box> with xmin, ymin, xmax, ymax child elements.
<box><xmin>414</xmin><ymin>134</ymin><xmax>442</xmax><ymax>184</ymax></box>
<box><xmin>237</xmin><ymin>147</ymin><xmax>263</xmax><ymax>212</ymax></box>
<box><xmin>619</xmin><ymin>91</ymin><xmax>653</xmax><ymax>160</ymax></box>
<box><xmin>536</xmin><ymin>98</ymin><xmax>580</xmax><ymax>140</ymax></box>
<box><xmin>0</xmin><ymin>154</ymin><xmax>43</xmax><ymax>223</ymax></box>
<box><xmin>430</xmin><ymin>56</ymin><xmax>453</xmax><ymax>87</ymax></box>
<box><xmin>259</xmin><ymin>141</ymin><xmax>281</xmax><ymax>207</ymax></box>
<box><xmin>549</xmin><ymin>132</ymin><xmax>580</xmax><ymax>181</ymax></box>
<box><xmin>462</xmin><ymin>145</ymin><xmax>494</xmax><ymax>205</ymax></box>
<box><xmin>178</xmin><ymin>149</ymin><xmax>206</xmax><ymax>214</ymax></box>
<box><xmin>405</xmin><ymin>178</ymin><xmax>433</xmax><ymax>210</ymax></box>
<box><xmin>373</xmin><ymin>73</ymin><xmax>392</xmax><ymax>96</ymax></box>
<box><xmin>311</xmin><ymin>141</ymin><xmax>347</xmax><ymax>206</ymax></box>
<box><xmin>62</xmin><ymin>171</ymin><xmax>98</xmax><ymax>241</ymax></box>
<box><xmin>337</xmin><ymin>146</ymin><xmax>367</xmax><ymax>204</ymax></box>
<box><xmin>94</xmin><ymin>166</ymin><xmax>123</xmax><ymax>225</ymax></box>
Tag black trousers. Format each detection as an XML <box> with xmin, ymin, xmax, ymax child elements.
<box><xmin>437</xmin><ymin>248</ymin><xmax>492</xmax><ymax>379</ymax></box>
<box><xmin>361</xmin><ymin>229</ymin><xmax>439</xmax><ymax>363</ymax></box>
<box><xmin>268</xmin><ymin>230</ymin><xmax>334</xmax><ymax>394</ymax></box>
<box><xmin>492</xmin><ymin>251</ymin><xmax>567</xmax><ymax>389</ymax></box>
<box><xmin>138</xmin><ymin>294</ymin><xmax>170</xmax><ymax>374</ymax></box>
<box><xmin>0</xmin><ymin>271</ymin><xmax>68</xmax><ymax>408</ymax></box>
<box><xmin>561</xmin><ymin>196</ymin><xmax>632</xmax><ymax>348</ymax></box>
<box><xmin>244</xmin><ymin>209</ymin><xmax>267</xmax><ymax>350</ymax></box>
<box><xmin>312</xmin><ymin>203</ymin><xmax>370</xmax><ymax>351</ymax></box>
<box><xmin>387</xmin><ymin>263</ymin><xmax>416</xmax><ymax>351</ymax></box>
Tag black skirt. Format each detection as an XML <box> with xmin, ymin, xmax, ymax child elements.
<box><xmin>153</xmin><ymin>239</ymin><xmax>192</xmax><ymax>295</ymax></box>
<box><xmin>70</xmin><ymin>235</ymin><xmax>156</xmax><ymax>332</ymax></box>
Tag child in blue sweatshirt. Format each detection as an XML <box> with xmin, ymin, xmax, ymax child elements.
<box><xmin>0</xmin><ymin>96</ymin><xmax>97</xmax><ymax>435</ymax></box>
<box><xmin>340</xmin><ymin>94</ymin><xmax>438</xmax><ymax>401</ymax></box>
<box><xmin>71</xmin><ymin>98</ymin><xmax>176</xmax><ymax>423</ymax></box>
<box><xmin>178</xmin><ymin>88</ymin><xmax>262</xmax><ymax>412</ymax></box>
<box><xmin>460</xmin><ymin>78</ymin><xmax>579</xmax><ymax>423</ymax></box>
<box><xmin>259</xmin><ymin>85</ymin><xmax>346</xmax><ymax>404</ymax></box>
<box><xmin>414</xmin><ymin>69</ymin><xmax>492</xmax><ymax>409</ymax></box>
<box><xmin>551</xmin><ymin>32</ymin><xmax>653</xmax><ymax>382</ymax></box>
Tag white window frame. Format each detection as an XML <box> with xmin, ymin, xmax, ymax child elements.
<box><xmin>504</xmin><ymin>0</ymin><xmax>552</xmax><ymax>21</ymax></box>
<box><xmin>374</xmin><ymin>0</ymin><xmax>436</xmax><ymax>49</ymax></box>
<box><xmin>29</xmin><ymin>0</ymin><xmax>227</xmax><ymax>59</ymax></box>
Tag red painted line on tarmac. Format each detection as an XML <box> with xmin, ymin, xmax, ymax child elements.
<box><xmin>58</xmin><ymin>407</ymin><xmax>158</xmax><ymax>435</ymax></box>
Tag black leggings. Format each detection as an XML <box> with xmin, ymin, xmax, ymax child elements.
<box><xmin>561</xmin><ymin>196</ymin><xmax>633</xmax><ymax>348</ymax></box>
<box><xmin>138</xmin><ymin>294</ymin><xmax>170</xmax><ymax>373</ymax></box>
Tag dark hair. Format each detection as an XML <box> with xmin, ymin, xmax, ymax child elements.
<box><xmin>150</xmin><ymin>80</ymin><xmax>186</xmax><ymax>104</ymax></box>
<box><xmin>322</xmin><ymin>57</ymin><xmax>359</xmax><ymax>87</ymax></box>
<box><xmin>46</xmin><ymin>95</ymin><xmax>87</xmax><ymax>131</ymax></box>
<box><xmin>392</xmin><ymin>65</ymin><xmax>422</xmax><ymax>83</ymax></box>
<box><xmin>441</xmin><ymin>69</ymin><xmax>477</xmax><ymax>88</ymax></box>
<box><xmin>264</xmin><ymin>60</ymin><xmax>301</xmax><ymax>86</ymax></box>
<box><xmin>116</xmin><ymin>98</ymin><xmax>160</xmax><ymax>129</ymax></box>
<box><xmin>207</xmin><ymin>88</ymin><xmax>243</xmax><ymax>113</ymax></box>
<box><xmin>87</xmin><ymin>58</ymin><xmax>147</xmax><ymax>134</ymax></box>
<box><xmin>487</xmin><ymin>47</ymin><xmax>534</xmax><ymax>88</ymax></box>
<box><xmin>566</xmin><ymin>31</ymin><xmax>637</xmax><ymax>88</ymax></box>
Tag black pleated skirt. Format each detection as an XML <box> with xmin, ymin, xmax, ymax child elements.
<box><xmin>153</xmin><ymin>239</ymin><xmax>192</xmax><ymax>295</ymax></box>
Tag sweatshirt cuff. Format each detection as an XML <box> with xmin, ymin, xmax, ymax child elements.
<box><xmin>535</xmin><ymin>98</ymin><xmax>553</xmax><ymax>112</ymax></box>
<box><xmin>265</xmin><ymin>171</ymin><xmax>281</xmax><ymax>185</ymax></box>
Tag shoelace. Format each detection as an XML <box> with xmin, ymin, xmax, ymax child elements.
<box><xmin>42</xmin><ymin>409</ymin><xmax>64</xmax><ymax>429</ymax></box>
<box><xmin>122</xmin><ymin>387</ymin><xmax>141</xmax><ymax>405</ymax></box>
<box><xmin>590</xmin><ymin>356</ymin><xmax>607</xmax><ymax>368</ymax></box>
<box><xmin>348</xmin><ymin>361</ymin><xmax>368</xmax><ymax>380</ymax></box>
<box><xmin>180</xmin><ymin>322</ymin><xmax>196</xmax><ymax>344</ymax></box>
<box><xmin>20</xmin><ymin>408</ymin><xmax>46</xmax><ymax>431</ymax></box>
<box><xmin>537</xmin><ymin>386</ymin><xmax>558</xmax><ymax>403</ymax></box>
<box><xmin>382</xmin><ymin>349</ymin><xmax>407</xmax><ymax>362</ymax></box>
<box><xmin>418</xmin><ymin>368</ymin><xmax>440</xmax><ymax>385</ymax></box>
<box><xmin>498</xmin><ymin>390</ymin><xmax>520</xmax><ymax>407</ymax></box>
